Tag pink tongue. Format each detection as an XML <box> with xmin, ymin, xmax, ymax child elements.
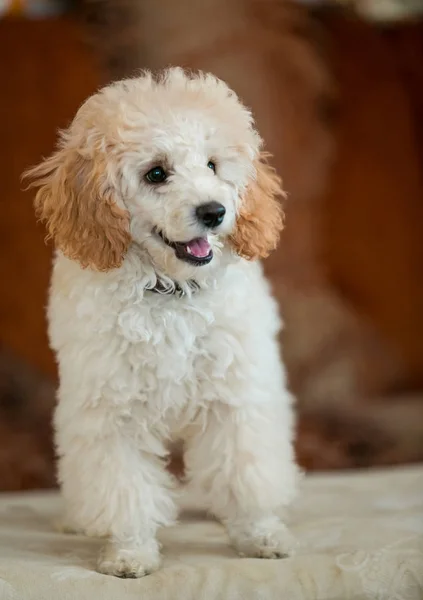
<box><xmin>185</xmin><ymin>238</ymin><xmax>211</xmax><ymax>258</ymax></box>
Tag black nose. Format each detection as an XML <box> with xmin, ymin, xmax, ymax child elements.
<box><xmin>196</xmin><ymin>202</ymin><xmax>226</xmax><ymax>228</ymax></box>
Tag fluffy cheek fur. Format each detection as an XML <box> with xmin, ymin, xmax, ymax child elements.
<box><xmin>127</xmin><ymin>177</ymin><xmax>238</xmax><ymax>280</ymax></box>
<box><xmin>26</xmin><ymin>148</ymin><xmax>131</xmax><ymax>272</ymax></box>
<box><xmin>231</xmin><ymin>155</ymin><xmax>285</xmax><ymax>261</ymax></box>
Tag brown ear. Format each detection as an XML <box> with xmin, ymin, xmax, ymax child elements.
<box><xmin>230</xmin><ymin>153</ymin><xmax>285</xmax><ymax>260</ymax></box>
<box><xmin>24</xmin><ymin>148</ymin><xmax>130</xmax><ymax>271</ymax></box>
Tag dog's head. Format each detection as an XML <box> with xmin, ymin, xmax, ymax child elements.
<box><xmin>25</xmin><ymin>69</ymin><xmax>284</xmax><ymax>280</ymax></box>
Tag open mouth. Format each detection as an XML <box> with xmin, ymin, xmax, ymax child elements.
<box><xmin>156</xmin><ymin>230</ymin><xmax>213</xmax><ymax>266</ymax></box>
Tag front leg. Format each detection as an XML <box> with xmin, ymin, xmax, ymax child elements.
<box><xmin>55</xmin><ymin>397</ymin><xmax>177</xmax><ymax>578</ymax></box>
<box><xmin>184</xmin><ymin>399</ymin><xmax>299</xmax><ymax>558</ymax></box>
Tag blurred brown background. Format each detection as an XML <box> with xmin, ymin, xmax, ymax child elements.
<box><xmin>1</xmin><ymin>0</ymin><xmax>422</xmax><ymax>490</ymax></box>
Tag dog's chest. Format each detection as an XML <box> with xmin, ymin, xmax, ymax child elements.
<box><xmin>117</xmin><ymin>294</ymin><xmax>238</xmax><ymax>412</ymax></box>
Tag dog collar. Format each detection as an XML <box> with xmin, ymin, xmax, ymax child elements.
<box><xmin>146</xmin><ymin>279</ymin><xmax>200</xmax><ymax>297</ymax></box>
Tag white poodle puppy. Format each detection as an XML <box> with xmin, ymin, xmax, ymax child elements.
<box><xmin>25</xmin><ymin>68</ymin><xmax>299</xmax><ymax>578</ymax></box>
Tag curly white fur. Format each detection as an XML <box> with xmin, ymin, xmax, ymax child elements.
<box><xmin>30</xmin><ymin>69</ymin><xmax>299</xmax><ymax>578</ymax></box>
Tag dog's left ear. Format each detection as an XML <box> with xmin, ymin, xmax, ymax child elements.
<box><xmin>230</xmin><ymin>153</ymin><xmax>285</xmax><ymax>260</ymax></box>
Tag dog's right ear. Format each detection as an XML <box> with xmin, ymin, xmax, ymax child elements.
<box><xmin>24</xmin><ymin>144</ymin><xmax>131</xmax><ymax>271</ymax></box>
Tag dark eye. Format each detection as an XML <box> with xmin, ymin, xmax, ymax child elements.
<box><xmin>207</xmin><ymin>160</ymin><xmax>216</xmax><ymax>173</ymax></box>
<box><xmin>145</xmin><ymin>166</ymin><xmax>167</xmax><ymax>184</ymax></box>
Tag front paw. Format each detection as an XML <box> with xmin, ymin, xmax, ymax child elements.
<box><xmin>97</xmin><ymin>540</ymin><xmax>161</xmax><ymax>578</ymax></box>
<box><xmin>229</xmin><ymin>517</ymin><xmax>298</xmax><ymax>559</ymax></box>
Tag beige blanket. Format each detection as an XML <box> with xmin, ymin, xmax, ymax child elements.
<box><xmin>0</xmin><ymin>466</ymin><xmax>422</xmax><ymax>599</ymax></box>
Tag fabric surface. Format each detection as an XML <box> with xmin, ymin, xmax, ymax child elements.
<box><xmin>0</xmin><ymin>466</ymin><xmax>422</xmax><ymax>600</ymax></box>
